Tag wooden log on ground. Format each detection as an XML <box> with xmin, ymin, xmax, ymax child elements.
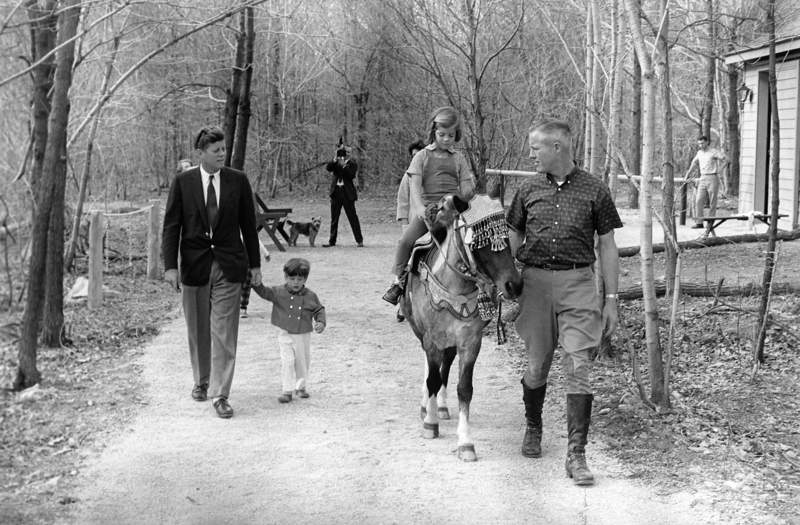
<box><xmin>619</xmin><ymin>281</ymin><xmax>800</xmax><ymax>301</ymax></box>
<box><xmin>618</xmin><ymin>228</ymin><xmax>800</xmax><ymax>258</ymax></box>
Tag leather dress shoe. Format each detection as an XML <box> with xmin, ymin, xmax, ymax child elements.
<box><xmin>191</xmin><ymin>383</ymin><xmax>208</xmax><ymax>402</ymax></box>
<box><xmin>213</xmin><ymin>398</ymin><xmax>234</xmax><ymax>418</ymax></box>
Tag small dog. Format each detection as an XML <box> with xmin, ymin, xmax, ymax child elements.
<box><xmin>286</xmin><ymin>217</ymin><xmax>322</xmax><ymax>247</ymax></box>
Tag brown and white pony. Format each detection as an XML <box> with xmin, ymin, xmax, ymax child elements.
<box><xmin>400</xmin><ymin>194</ymin><xmax>523</xmax><ymax>461</ymax></box>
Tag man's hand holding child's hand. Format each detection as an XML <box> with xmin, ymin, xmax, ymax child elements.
<box><xmin>314</xmin><ymin>321</ymin><xmax>325</xmax><ymax>334</ymax></box>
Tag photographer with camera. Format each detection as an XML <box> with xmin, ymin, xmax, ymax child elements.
<box><xmin>322</xmin><ymin>143</ymin><xmax>364</xmax><ymax>248</ymax></box>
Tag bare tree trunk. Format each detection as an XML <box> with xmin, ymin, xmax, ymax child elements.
<box><xmin>353</xmin><ymin>91</ymin><xmax>369</xmax><ymax>190</ymax></box>
<box><xmin>65</xmin><ymin>32</ymin><xmax>120</xmax><ymax>272</ymax></box>
<box><xmin>583</xmin><ymin>9</ymin><xmax>593</xmax><ymax>169</ymax></box>
<box><xmin>27</xmin><ymin>1</ymin><xmax>58</xmax><ymax>217</ymax></box>
<box><xmin>41</xmin><ymin>139</ymin><xmax>68</xmax><ymax>347</ymax></box>
<box><xmin>608</xmin><ymin>0</ymin><xmax>626</xmax><ymax>198</ymax></box>
<box><xmin>726</xmin><ymin>62</ymin><xmax>741</xmax><ymax>196</ymax></box>
<box><xmin>466</xmin><ymin>0</ymin><xmax>487</xmax><ymax>191</ymax></box>
<box><xmin>624</xmin><ymin>0</ymin><xmax>667</xmax><ymax>408</ymax></box>
<box><xmin>268</xmin><ymin>8</ymin><xmax>282</xmax><ymax>191</ymax></box>
<box><xmin>588</xmin><ymin>0</ymin><xmax>602</xmax><ymax>176</ymax></box>
<box><xmin>223</xmin><ymin>8</ymin><xmax>247</xmax><ymax>167</ymax></box>
<box><xmin>701</xmin><ymin>0</ymin><xmax>716</xmax><ymax>139</ymax></box>
<box><xmin>16</xmin><ymin>0</ymin><xmax>81</xmax><ymax>390</ymax></box>
<box><xmin>657</xmin><ymin>0</ymin><xmax>677</xmax><ymax>297</ymax></box>
<box><xmin>629</xmin><ymin>12</ymin><xmax>642</xmax><ymax>209</ymax></box>
<box><xmin>231</xmin><ymin>6</ymin><xmax>254</xmax><ymax>171</ymax></box>
<box><xmin>755</xmin><ymin>2</ymin><xmax>780</xmax><ymax>364</ymax></box>
<box><xmin>725</xmin><ymin>16</ymin><xmax>743</xmax><ymax>197</ymax></box>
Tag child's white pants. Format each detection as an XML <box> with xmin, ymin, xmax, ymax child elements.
<box><xmin>278</xmin><ymin>330</ymin><xmax>311</xmax><ymax>393</ymax></box>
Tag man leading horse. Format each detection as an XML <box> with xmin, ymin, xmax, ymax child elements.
<box><xmin>506</xmin><ymin>118</ymin><xmax>622</xmax><ymax>486</ymax></box>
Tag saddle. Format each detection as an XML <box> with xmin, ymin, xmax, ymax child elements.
<box><xmin>407</xmin><ymin>232</ymin><xmax>435</xmax><ymax>275</ymax></box>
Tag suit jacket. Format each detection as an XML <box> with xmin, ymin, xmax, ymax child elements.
<box><xmin>162</xmin><ymin>166</ymin><xmax>260</xmax><ymax>286</ymax></box>
<box><xmin>326</xmin><ymin>159</ymin><xmax>359</xmax><ymax>201</ymax></box>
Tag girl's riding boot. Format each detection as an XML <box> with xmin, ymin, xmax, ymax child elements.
<box><xmin>521</xmin><ymin>382</ymin><xmax>547</xmax><ymax>458</ymax></box>
<box><xmin>565</xmin><ymin>393</ymin><xmax>595</xmax><ymax>486</ymax></box>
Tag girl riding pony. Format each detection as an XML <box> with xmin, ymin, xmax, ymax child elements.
<box><xmin>383</xmin><ymin>107</ymin><xmax>476</xmax><ymax>305</ymax></box>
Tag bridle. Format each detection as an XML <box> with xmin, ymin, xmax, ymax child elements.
<box><xmin>425</xmin><ymin>198</ymin><xmax>512</xmax><ymax>342</ymax></box>
<box><xmin>427</xmin><ymin>197</ymin><xmax>510</xmax><ymax>293</ymax></box>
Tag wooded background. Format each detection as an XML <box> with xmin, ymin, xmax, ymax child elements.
<box><xmin>0</xmin><ymin>0</ymin><xmax>793</xmax><ymax>397</ymax></box>
<box><xmin>1</xmin><ymin>0</ymin><xmax>780</xmax><ymax>208</ymax></box>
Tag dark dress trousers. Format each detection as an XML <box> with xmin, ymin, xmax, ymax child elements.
<box><xmin>325</xmin><ymin>159</ymin><xmax>363</xmax><ymax>245</ymax></box>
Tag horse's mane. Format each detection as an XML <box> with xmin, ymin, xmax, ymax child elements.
<box><xmin>428</xmin><ymin>204</ymin><xmax>459</xmax><ymax>245</ymax></box>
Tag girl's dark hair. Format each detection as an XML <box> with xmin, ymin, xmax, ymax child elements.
<box><xmin>425</xmin><ymin>107</ymin><xmax>462</xmax><ymax>145</ymax></box>
<box><xmin>407</xmin><ymin>139</ymin><xmax>426</xmax><ymax>157</ymax></box>
<box><xmin>194</xmin><ymin>126</ymin><xmax>225</xmax><ymax>151</ymax></box>
<box><xmin>284</xmin><ymin>258</ymin><xmax>310</xmax><ymax>278</ymax></box>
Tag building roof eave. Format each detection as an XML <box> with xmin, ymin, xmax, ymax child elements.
<box><xmin>725</xmin><ymin>36</ymin><xmax>800</xmax><ymax>65</ymax></box>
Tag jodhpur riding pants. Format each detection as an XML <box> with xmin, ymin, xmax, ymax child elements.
<box><xmin>515</xmin><ymin>265</ymin><xmax>601</xmax><ymax>394</ymax></box>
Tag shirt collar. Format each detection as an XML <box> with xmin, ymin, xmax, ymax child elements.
<box><xmin>424</xmin><ymin>143</ymin><xmax>457</xmax><ymax>154</ymax></box>
<box><xmin>200</xmin><ymin>165</ymin><xmax>220</xmax><ymax>183</ymax></box>
<box><xmin>545</xmin><ymin>165</ymin><xmax>579</xmax><ymax>185</ymax></box>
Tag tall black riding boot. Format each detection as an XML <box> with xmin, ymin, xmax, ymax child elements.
<box><xmin>565</xmin><ymin>393</ymin><xmax>595</xmax><ymax>486</ymax></box>
<box><xmin>521</xmin><ymin>381</ymin><xmax>547</xmax><ymax>458</ymax></box>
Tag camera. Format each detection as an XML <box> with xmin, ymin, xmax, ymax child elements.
<box><xmin>336</xmin><ymin>148</ymin><xmax>348</xmax><ymax>158</ymax></box>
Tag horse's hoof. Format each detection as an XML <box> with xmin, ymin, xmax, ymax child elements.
<box><xmin>437</xmin><ymin>407</ymin><xmax>450</xmax><ymax>420</ymax></box>
<box><xmin>420</xmin><ymin>407</ymin><xmax>427</xmax><ymax>420</ymax></box>
<box><xmin>422</xmin><ymin>422</ymin><xmax>439</xmax><ymax>439</ymax></box>
<box><xmin>458</xmin><ymin>444</ymin><xmax>477</xmax><ymax>462</ymax></box>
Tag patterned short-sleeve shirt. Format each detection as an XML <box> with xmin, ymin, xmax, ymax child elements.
<box><xmin>505</xmin><ymin>166</ymin><xmax>623</xmax><ymax>266</ymax></box>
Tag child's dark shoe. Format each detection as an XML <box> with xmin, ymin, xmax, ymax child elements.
<box><xmin>382</xmin><ymin>283</ymin><xmax>403</xmax><ymax>305</ymax></box>
<box><xmin>295</xmin><ymin>389</ymin><xmax>310</xmax><ymax>399</ymax></box>
<box><xmin>278</xmin><ymin>392</ymin><xmax>293</xmax><ymax>403</ymax></box>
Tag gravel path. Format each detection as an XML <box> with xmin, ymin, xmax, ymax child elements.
<box><xmin>58</xmin><ymin>202</ymin><xmax>725</xmax><ymax>525</ymax></box>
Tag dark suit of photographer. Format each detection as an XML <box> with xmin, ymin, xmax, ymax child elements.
<box><xmin>323</xmin><ymin>146</ymin><xmax>364</xmax><ymax>247</ymax></box>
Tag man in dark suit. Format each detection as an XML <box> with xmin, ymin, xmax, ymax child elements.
<box><xmin>322</xmin><ymin>144</ymin><xmax>364</xmax><ymax>248</ymax></box>
<box><xmin>162</xmin><ymin>126</ymin><xmax>262</xmax><ymax>419</ymax></box>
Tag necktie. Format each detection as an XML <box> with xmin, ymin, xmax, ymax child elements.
<box><xmin>207</xmin><ymin>174</ymin><xmax>218</xmax><ymax>229</ymax></box>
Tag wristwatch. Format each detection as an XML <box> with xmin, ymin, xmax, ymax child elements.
<box><xmin>605</xmin><ymin>293</ymin><xmax>619</xmax><ymax>300</ymax></box>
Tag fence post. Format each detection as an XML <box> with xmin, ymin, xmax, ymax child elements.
<box><xmin>147</xmin><ymin>200</ymin><xmax>161</xmax><ymax>280</ymax></box>
<box><xmin>88</xmin><ymin>211</ymin><xmax>104</xmax><ymax>309</ymax></box>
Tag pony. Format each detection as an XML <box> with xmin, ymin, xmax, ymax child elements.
<box><xmin>400</xmin><ymin>194</ymin><xmax>523</xmax><ymax>461</ymax></box>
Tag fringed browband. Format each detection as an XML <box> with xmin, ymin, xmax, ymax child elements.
<box><xmin>460</xmin><ymin>195</ymin><xmax>509</xmax><ymax>252</ymax></box>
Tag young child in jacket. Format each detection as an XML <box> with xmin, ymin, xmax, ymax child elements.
<box><xmin>252</xmin><ymin>258</ymin><xmax>326</xmax><ymax>403</ymax></box>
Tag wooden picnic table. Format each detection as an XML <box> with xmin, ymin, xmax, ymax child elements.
<box><xmin>699</xmin><ymin>213</ymin><xmax>787</xmax><ymax>237</ymax></box>
<box><xmin>254</xmin><ymin>194</ymin><xmax>292</xmax><ymax>251</ymax></box>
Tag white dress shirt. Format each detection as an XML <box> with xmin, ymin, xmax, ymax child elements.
<box><xmin>200</xmin><ymin>166</ymin><xmax>220</xmax><ymax>236</ymax></box>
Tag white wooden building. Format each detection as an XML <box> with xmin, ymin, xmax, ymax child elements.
<box><xmin>725</xmin><ymin>10</ymin><xmax>800</xmax><ymax>230</ymax></box>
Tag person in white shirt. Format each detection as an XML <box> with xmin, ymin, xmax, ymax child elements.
<box><xmin>685</xmin><ymin>135</ymin><xmax>728</xmax><ymax>229</ymax></box>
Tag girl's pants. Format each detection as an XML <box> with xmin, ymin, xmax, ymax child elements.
<box><xmin>392</xmin><ymin>214</ymin><xmax>429</xmax><ymax>276</ymax></box>
<box><xmin>277</xmin><ymin>330</ymin><xmax>311</xmax><ymax>393</ymax></box>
